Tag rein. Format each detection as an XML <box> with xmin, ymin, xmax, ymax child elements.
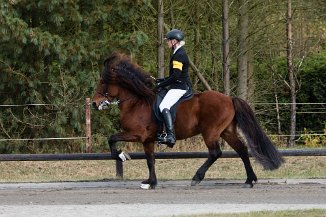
<box><xmin>97</xmin><ymin>87</ymin><xmax>135</xmax><ymax>110</ymax></box>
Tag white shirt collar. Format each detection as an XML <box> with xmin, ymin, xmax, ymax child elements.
<box><xmin>173</xmin><ymin>43</ymin><xmax>183</xmax><ymax>54</ymax></box>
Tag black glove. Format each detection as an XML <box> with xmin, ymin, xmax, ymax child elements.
<box><xmin>154</xmin><ymin>78</ymin><xmax>165</xmax><ymax>92</ymax></box>
<box><xmin>154</xmin><ymin>84</ymin><xmax>162</xmax><ymax>93</ymax></box>
<box><xmin>155</xmin><ymin>78</ymin><xmax>166</xmax><ymax>84</ymax></box>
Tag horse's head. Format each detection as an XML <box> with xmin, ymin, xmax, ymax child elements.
<box><xmin>92</xmin><ymin>52</ymin><xmax>156</xmax><ymax>110</ymax></box>
<box><xmin>92</xmin><ymin>52</ymin><xmax>122</xmax><ymax>110</ymax></box>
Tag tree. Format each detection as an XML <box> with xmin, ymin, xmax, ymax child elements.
<box><xmin>157</xmin><ymin>0</ymin><xmax>165</xmax><ymax>78</ymax></box>
<box><xmin>222</xmin><ymin>0</ymin><xmax>231</xmax><ymax>95</ymax></box>
<box><xmin>237</xmin><ymin>0</ymin><xmax>249</xmax><ymax>100</ymax></box>
<box><xmin>1</xmin><ymin>0</ymin><xmax>325</xmax><ymax>153</ymax></box>
<box><xmin>287</xmin><ymin>0</ymin><xmax>296</xmax><ymax>147</ymax></box>
<box><xmin>0</xmin><ymin>1</ymin><xmax>150</xmax><ymax>152</ymax></box>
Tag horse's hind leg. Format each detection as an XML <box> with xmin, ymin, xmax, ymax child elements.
<box><xmin>191</xmin><ymin>141</ymin><xmax>222</xmax><ymax>186</ymax></box>
<box><xmin>222</xmin><ymin>127</ymin><xmax>257</xmax><ymax>188</ymax></box>
<box><xmin>235</xmin><ymin>142</ymin><xmax>257</xmax><ymax>188</ymax></box>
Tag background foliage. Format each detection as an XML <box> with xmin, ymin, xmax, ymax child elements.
<box><xmin>0</xmin><ymin>0</ymin><xmax>325</xmax><ymax>153</ymax></box>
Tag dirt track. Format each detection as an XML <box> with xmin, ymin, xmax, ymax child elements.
<box><xmin>0</xmin><ymin>179</ymin><xmax>326</xmax><ymax>217</ymax></box>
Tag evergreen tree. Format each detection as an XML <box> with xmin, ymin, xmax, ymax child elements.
<box><xmin>0</xmin><ymin>1</ymin><xmax>149</xmax><ymax>152</ymax></box>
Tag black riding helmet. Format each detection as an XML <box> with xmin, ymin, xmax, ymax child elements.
<box><xmin>165</xmin><ymin>29</ymin><xmax>184</xmax><ymax>41</ymax></box>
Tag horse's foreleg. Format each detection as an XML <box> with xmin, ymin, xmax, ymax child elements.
<box><xmin>140</xmin><ymin>142</ymin><xmax>157</xmax><ymax>189</ymax></box>
<box><xmin>191</xmin><ymin>141</ymin><xmax>222</xmax><ymax>186</ymax></box>
<box><xmin>108</xmin><ymin>133</ymin><xmax>137</xmax><ymax>161</ymax></box>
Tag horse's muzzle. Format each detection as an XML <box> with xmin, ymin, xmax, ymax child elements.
<box><xmin>95</xmin><ymin>100</ymin><xmax>111</xmax><ymax>110</ymax></box>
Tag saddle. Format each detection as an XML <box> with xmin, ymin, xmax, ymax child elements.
<box><xmin>152</xmin><ymin>87</ymin><xmax>193</xmax><ymax>125</ymax></box>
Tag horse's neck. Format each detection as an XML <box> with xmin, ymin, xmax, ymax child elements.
<box><xmin>117</xmin><ymin>87</ymin><xmax>152</xmax><ymax>112</ymax></box>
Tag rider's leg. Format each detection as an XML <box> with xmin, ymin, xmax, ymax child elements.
<box><xmin>158</xmin><ymin>108</ymin><xmax>175</xmax><ymax>147</ymax></box>
<box><xmin>157</xmin><ymin>89</ymin><xmax>186</xmax><ymax>147</ymax></box>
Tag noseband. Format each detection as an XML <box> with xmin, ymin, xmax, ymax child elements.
<box><xmin>96</xmin><ymin>82</ymin><xmax>135</xmax><ymax>110</ymax></box>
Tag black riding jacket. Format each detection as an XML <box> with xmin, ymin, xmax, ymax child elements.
<box><xmin>156</xmin><ymin>47</ymin><xmax>192</xmax><ymax>90</ymax></box>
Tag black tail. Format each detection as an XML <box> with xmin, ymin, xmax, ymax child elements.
<box><xmin>232</xmin><ymin>97</ymin><xmax>284</xmax><ymax>170</ymax></box>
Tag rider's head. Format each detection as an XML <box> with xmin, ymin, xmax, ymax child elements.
<box><xmin>165</xmin><ymin>29</ymin><xmax>185</xmax><ymax>50</ymax></box>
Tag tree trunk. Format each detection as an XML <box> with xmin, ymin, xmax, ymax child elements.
<box><xmin>247</xmin><ymin>48</ymin><xmax>255</xmax><ymax>108</ymax></box>
<box><xmin>287</xmin><ymin>0</ymin><xmax>296</xmax><ymax>147</ymax></box>
<box><xmin>272</xmin><ymin>71</ymin><xmax>282</xmax><ymax>135</ymax></box>
<box><xmin>157</xmin><ymin>0</ymin><xmax>165</xmax><ymax>78</ymax></box>
<box><xmin>222</xmin><ymin>0</ymin><xmax>230</xmax><ymax>95</ymax></box>
<box><xmin>193</xmin><ymin>1</ymin><xmax>200</xmax><ymax>89</ymax></box>
<box><xmin>237</xmin><ymin>0</ymin><xmax>249</xmax><ymax>100</ymax></box>
<box><xmin>189</xmin><ymin>60</ymin><xmax>212</xmax><ymax>91</ymax></box>
<box><xmin>208</xmin><ymin>15</ymin><xmax>219</xmax><ymax>91</ymax></box>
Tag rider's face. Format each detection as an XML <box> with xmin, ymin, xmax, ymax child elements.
<box><xmin>166</xmin><ymin>39</ymin><xmax>176</xmax><ymax>49</ymax></box>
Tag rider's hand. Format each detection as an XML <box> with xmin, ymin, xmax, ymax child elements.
<box><xmin>156</xmin><ymin>78</ymin><xmax>165</xmax><ymax>84</ymax></box>
<box><xmin>154</xmin><ymin>84</ymin><xmax>161</xmax><ymax>93</ymax></box>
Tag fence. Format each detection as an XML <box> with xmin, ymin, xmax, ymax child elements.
<box><xmin>1</xmin><ymin>149</ymin><xmax>326</xmax><ymax>178</ymax></box>
<box><xmin>1</xmin><ymin>99</ymin><xmax>326</xmax><ymax>178</ymax></box>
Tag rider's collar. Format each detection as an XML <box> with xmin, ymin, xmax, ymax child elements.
<box><xmin>173</xmin><ymin>42</ymin><xmax>184</xmax><ymax>54</ymax></box>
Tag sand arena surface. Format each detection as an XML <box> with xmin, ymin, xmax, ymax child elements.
<box><xmin>0</xmin><ymin>179</ymin><xmax>326</xmax><ymax>217</ymax></box>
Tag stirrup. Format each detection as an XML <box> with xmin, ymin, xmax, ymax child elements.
<box><xmin>156</xmin><ymin>132</ymin><xmax>167</xmax><ymax>141</ymax></box>
<box><xmin>156</xmin><ymin>135</ymin><xmax>175</xmax><ymax>148</ymax></box>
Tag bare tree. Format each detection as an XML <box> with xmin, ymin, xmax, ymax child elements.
<box><xmin>222</xmin><ymin>0</ymin><xmax>231</xmax><ymax>95</ymax></box>
<box><xmin>157</xmin><ymin>0</ymin><xmax>165</xmax><ymax>78</ymax></box>
<box><xmin>287</xmin><ymin>0</ymin><xmax>296</xmax><ymax>147</ymax></box>
<box><xmin>237</xmin><ymin>0</ymin><xmax>249</xmax><ymax>100</ymax></box>
<box><xmin>193</xmin><ymin>1</ymin><xmax>200</xmax><ymax>89</ymax></box>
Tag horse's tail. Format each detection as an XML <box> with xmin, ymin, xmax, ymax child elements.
<box><xmin>232</xmin><ymin>97</ymin><xmax>284</xmax><ymax>170</ymax></box>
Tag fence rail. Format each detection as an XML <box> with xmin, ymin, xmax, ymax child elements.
<box><xmin>1</xmin><ymin>149</ymin><xmax>326</xmax><ymax>178</ymax></box>
<box><xmin>1</xmin><ymin>149</ymin><xmax>326</xmax><ymax>161</ymax></box>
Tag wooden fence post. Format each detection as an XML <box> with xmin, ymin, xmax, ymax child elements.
<box><xmin>116</xmin><ymin>161</ymin><xmax>123</xmax><ymax>179</ymax></box>
<box><xmin>85</xmin><ymin>98</ymin><xmax>92</xmax><ymax>153</ymax></box>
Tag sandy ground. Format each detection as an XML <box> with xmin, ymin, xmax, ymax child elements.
<box><xmin>0</xmin><ymin>179</ymin><xmax>326</xmax><ymax>217</ymax></box>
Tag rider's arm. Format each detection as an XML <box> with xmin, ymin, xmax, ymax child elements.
<box><xmin>156</xmin><ymin>57</ymin><xmax>183</xmax><ymax>88</ymax></box>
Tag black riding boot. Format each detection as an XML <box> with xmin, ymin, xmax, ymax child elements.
<box><xmin>157</xmin><ymin>108</ymin><xmax>176</xmax><ymax>147</ymax></box>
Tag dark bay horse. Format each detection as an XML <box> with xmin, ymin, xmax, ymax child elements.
<box><xmin>92</xmin><ymin>52</ymin><xmax>284</xmax><ymax>189</ymax></box>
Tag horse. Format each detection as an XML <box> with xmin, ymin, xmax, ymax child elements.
<box><xmin>92</xmin><ymin>52</ymin><xmax>284</xmax><ymax>189</ymax></box>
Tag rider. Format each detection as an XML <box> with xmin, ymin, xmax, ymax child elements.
<box><xmin>155</xmin><ymin>29</ymin><xmax>192</xmax><ymax>147</ymax></box>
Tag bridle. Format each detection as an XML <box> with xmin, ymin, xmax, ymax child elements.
<box><xmin>96</xmin><ymin>81</ymin><xmax>135</xmax><ymax>110</ymax></box>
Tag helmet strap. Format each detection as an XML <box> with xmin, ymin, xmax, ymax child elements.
<box><xmin>171</xmin><ymin>40</ymin><xmax>178</xmax><ymax>50</ymax></box>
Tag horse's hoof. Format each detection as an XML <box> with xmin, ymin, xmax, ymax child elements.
<box><xmin>242</xmin><ymin>183</ymin><xmax>254</xmax><ymax>188</ymax></box>
<box><xmin>140</xmin><ymin>183</ymin><xmax>151</xmax><ymax>189</ymax></box>
<box><xmin>140</xmin><ymin>183</ymin><xmax>155</xmax><ymax>190</ymax></box>
<box><xmin>191</xmin><ymin>180</ymin><xmax>201</xmax><ymax>186</ymax></box>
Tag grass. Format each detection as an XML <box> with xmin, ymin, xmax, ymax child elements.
<box><xmin>0</xmin><ymin>155</ymin><xmax>325</xmax><ymax>183</ymax></box>
<box><xmin>179</xmin><ymin>209</ymin><xmax>326</xmax><ymax>217</ymax></box>
<box><xmin>0</xmin><ymin>137</ymin><xmax>325</xmax><ymax>182</ymax></box>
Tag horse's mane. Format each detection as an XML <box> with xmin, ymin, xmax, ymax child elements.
<box><xmin>102</xmin><ymin>52</ymin><xmax>155</xmax><ymax>104</ymax></box>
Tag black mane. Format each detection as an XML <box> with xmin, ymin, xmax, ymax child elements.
<box><xmin>102</xmin><ymin>52</ymin><xmax>155</xmax><ymax>104</ymax></box>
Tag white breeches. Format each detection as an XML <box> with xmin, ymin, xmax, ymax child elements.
<box><xmin>159</xmin><ymin>89</ymin><xmax>187</xmax><ymax>112</ymax></box>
